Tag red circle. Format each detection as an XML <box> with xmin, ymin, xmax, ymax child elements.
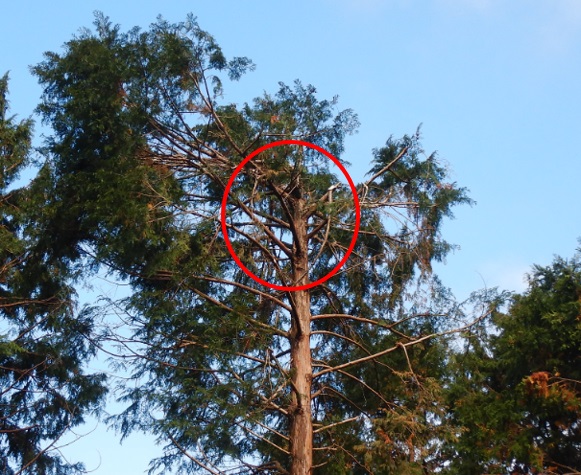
<box><xmin>220</xmin><ymin>140</ymin><xmax>360</xmax><ymax>291</ymax></box>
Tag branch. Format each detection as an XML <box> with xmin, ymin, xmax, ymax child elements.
<box><xmin>313</xmin><ymin>310</ymin><xmax>492</xmax><ymax>379</ymax></box>
<box><xmin>363</xmin><ymin>146</ymin><xmax>408</xmax><ymax>189</ymax></box>
<box><xmin>313</xmin><ymin>416</ymin><xmax>359</xmax><ymax>434</ymax></box>
<box><xmin>309</xmin><ymin>216</ymin><xmax>331</xmax><ymax>268</ymax></box>
<box><xmin>225</xmin><ymin>222</ymin><xmax>289</xmax><ymax>281</ymax></box>
<box><xmin>198</xmin><ymin>275</ymin><xmax>291</xmax><ymax>312</ymax></box>
<box><xmin>14</xmin><ymin>412</ymin><xmax>75</xmax><ymax>475</ymax></box>
<box><xmin>167</xmin><ymin>434</ymin><xmax>224</xmax><ymax>475</ymax></box>
<box><xmin>253</xmin><ymin>420</ymin><xmax>290</xmax><ymax>442</ymax></box>
<box><xmin>311</xmin><ymin>312</ymin><xmax>429</xmax><ymax>336</ymax></box>
<box><xmin>311</xmin><ymin>329</ymin><xmax>370</xmax><ymax>356</ymax></box>
<box><xmin>228</xmin><ymin>193</ymin><xmax>293</xmax><ymax>257</ymax></box>
<box><xmin>233</xmin><ymin>421</ymin><xmax>290</xmax><ymax>455</ymax></box>
<box><xmin>312</xmin><ymin>365</ymin><xmax>394</xmax><ymax>410</ymax></box>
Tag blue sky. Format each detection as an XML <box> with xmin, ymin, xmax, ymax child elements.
<box><xmin>2</xmin><ymin>1</ymin><xmax>581</xmax><ymax>473</ymax></box>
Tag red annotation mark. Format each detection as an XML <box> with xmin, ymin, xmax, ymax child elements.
<box><xmin>221</xmin><ymin>140</ymin><xmax>361</xmax><ymax>291</ymax></box>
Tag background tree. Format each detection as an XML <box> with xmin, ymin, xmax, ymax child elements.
<box><xmin>445</xmin><ymin>254</ymin><xmax>581</xmax><ymax>475</ymax></box>
<box><xmin>0</xmin><ymin>73</ymin><xmax>107</xmax><ymax>475</ymax></box>
<box><xmin>33</xmin><ymin>13</ymin><xmax>474</xmax><ymax>474</ymax></box>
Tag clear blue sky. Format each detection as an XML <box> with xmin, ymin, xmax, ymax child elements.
<box><xmin>2</xmin><ymin>1</ymin><xmax>581</xmax><ymax>473</ymax></box>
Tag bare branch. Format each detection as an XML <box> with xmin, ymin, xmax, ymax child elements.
<box><xmin>313</xmin><ymin>310</ymin><xmax>492</xmax><ymax>379</ymax></box>
<box><xmin>313</xmin><ymin>416</ymin><xmax>359</xmax><ymax>434</ymax></box>
<box><xmin>167</xmin><ymin>433</ymin><xmax>225</xmax><ymax>475</ymax></box>
<box><xmin>363</xmin><ymin>146</ymin><xmax>408</xmax><ymax>189</ymax></box>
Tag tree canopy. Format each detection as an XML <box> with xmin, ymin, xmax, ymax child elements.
<box><xmin>445</xmin><ymin>255</ymin><xmax>581</xmax><ymax>474</ymax></box>
<box><xmin>0</xmin><ymin>73</ymin><xmax>107</xmax><ymax>475</ymax></box>
<box><xmin>29</xmin><ymin>13</ymin><xmax>473</xmax><ymax>475</ymax></box>
<box><xmin>1</xmin><ymin>10</ymin><xmax>579</xmax><ymax>475</ymax></box>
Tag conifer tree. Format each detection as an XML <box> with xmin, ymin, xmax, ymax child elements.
<box><xmin>445</xmin><ymin>254</ymin><xmax>581</xmax><ymax>475</ymax></box>
<box><xmin>0</xmin><ymin>73</ymin><xmax>107</xmax><ymax>475</ymax></box>
<box><xmin>33</xmin><ymin>14</ymin><xmax>474</xmax><ymax>474</ymax></box>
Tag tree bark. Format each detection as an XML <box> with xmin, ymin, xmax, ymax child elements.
<box><xmin>288</xmin><ymin>191</ymin><xmax>313</xmax><ymax>475</ymax></box>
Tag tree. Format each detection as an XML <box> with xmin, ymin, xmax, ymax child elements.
<box><xmin>33</xmin><ymin>13</ymin><xmax>473</xmax><ymax>474</ymax></box>
<box><xmin>445</xmin><ymin>254</ymin><xmax>581</xmax><ymax>474</ymax></box>
<box><xmin>0</xmin><ymin>73</ymin><xmax>107</xmax><ymax>474</ymax></box>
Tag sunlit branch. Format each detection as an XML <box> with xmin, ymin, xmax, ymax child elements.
<box><xmin>313</xmin><ymin>310</ymin><xmax>492</xmax><ymax>379</ymax></box>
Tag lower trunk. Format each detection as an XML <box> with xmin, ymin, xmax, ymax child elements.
<box><xmin>289</xmin><ymin>288</ymin><xmax>312</xmax><ymax>475</ymax></box>
<box><xmin>288</xmin><ymin>192</ymin><xmax>312</xmax><ymax>475</ymax></box>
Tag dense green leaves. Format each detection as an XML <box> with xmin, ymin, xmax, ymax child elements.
<box><xmin>0</xmin><ymin>74</ymin><xmax>107</xmax><ymax>475</ymax></box>
<box><xmin>28</xmin><ymin>13</ymin><xmax>475</xmax><ymax>474</ymax></box>
<box><xmin>445</xmin><ymin>256</ymin><xmax>581</xmax><ymax>474</ymax></box>
<box><xmin>4</xmin><ymin>10</ymin><xmax>580</xmax><ymax>475</ymax></box>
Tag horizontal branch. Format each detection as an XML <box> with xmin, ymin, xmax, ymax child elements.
<box><xmin>313</xmin><ymin>416</ymin><xmax>359</xmax><ymax>434</ymax></box>
<box><xmin>313</xmin><ymin>310</ymin><xmax>492</xmax><ymax>379</ymax></box>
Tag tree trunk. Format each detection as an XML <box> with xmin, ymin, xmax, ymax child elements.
<box><xmin>288</xmin><ymin>192</ymin><xmax>313</xmax><ymax>475</ymax></box>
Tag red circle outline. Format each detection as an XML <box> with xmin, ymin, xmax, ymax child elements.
<box><xmin>220</xmin><ymin>140</ymin><xmax>360</xmax><ymax>291</ymax></box>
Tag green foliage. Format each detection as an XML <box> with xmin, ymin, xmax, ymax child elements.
<box><xmin>0</xmin><ymin>74</ymin><xmax>107</xmax><ymax>474</ymax></box>
<box><xmin>32</xmin><ymin>13</ymin><xmax>471</xmax><ymax>474</ymax></box>
<box><xmin>445</xmin><ymin>255</ymin><xmax>581</xmax><ymax>474</ymax></box>
<box><xmin>11</xmin><ymin>11</ymin><xmax>580</xmax><ymax>472</ymax></box>
<box><xmin>32</xmin><ymin>21</ymin><xmax>180</xmax><ymax>274</ymax></box>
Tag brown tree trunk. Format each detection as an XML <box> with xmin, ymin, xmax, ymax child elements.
<box><xmin>289</xmin><ymin>289</ymin><xmax>312</xmax><ymax>475</ymax></box>
<box><xmin>288</xmin><ymin>192</ymin><xmax>313</xmax><ymax>475</ymax></box>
